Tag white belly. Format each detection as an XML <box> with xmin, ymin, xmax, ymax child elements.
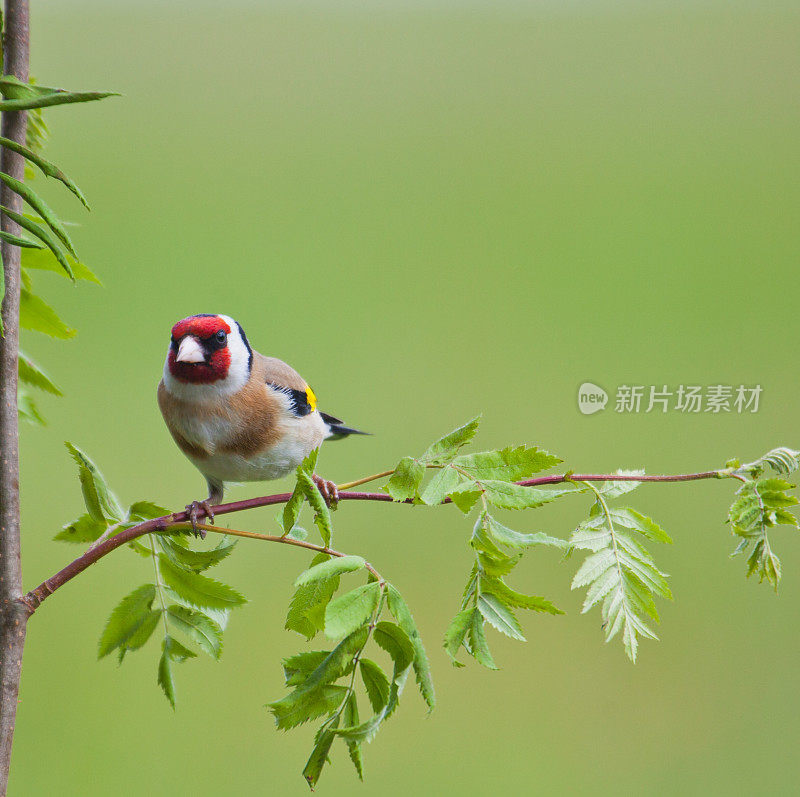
<box><xmin>185</xmin><ymin>411</ymin><xmax>327</xmax><ymax>485</ymax></box>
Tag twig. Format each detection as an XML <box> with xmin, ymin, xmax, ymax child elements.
<box><xmin>172</xmin><ymin>522</ymin><xmax>383</xmax><ymax>582</ymax></box>
<box><xmin>21</xmin><ymin>468</ymin><xmax>726</xmax><ymax>614</ymax></box>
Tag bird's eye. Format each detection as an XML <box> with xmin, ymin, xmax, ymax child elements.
<box><xmin>215</xmin><ymin>330</ymin><xmax>227</xmax><ymax>344</ymax></box>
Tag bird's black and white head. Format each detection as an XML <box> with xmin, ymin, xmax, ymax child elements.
<box><xmin>164</xmin><ymin>314</ymin><xmax>253</xmax><ymax>399</ymax></box>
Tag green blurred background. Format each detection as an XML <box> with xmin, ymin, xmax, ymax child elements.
<box><xmin>10</xmin><ymin>1</ymin><xmax>799</xmax><ymax>793</ymax></box>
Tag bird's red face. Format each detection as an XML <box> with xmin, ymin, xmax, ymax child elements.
<box><xmin>167</xmin><ymin>315</ymin><xmax>232</xmax><ymax>384</ymax></box>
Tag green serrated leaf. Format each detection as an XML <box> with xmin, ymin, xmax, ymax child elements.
<box><xmin>359</xmin><ymin>658</ymin><xmax>390</xmax><ymax>713</ymax></box>
<box><xmin>385</xmin><ymin>456</ymin><xmax>425</xmax><ymax>501</ymax></box>
<box><xmin>571</xmin><ymin>495</ymin><xmax>670</xmax><ymax>662</ymax></box>
<box><xmin>297</xmin><ymin>468</ymin><xmax>332</xmax><ymax>546</ymax></box>
<box><xmin>18</xmin><ymin>351</ymin><xmax>62</xmax><ymax>395</ymax></box>
<box><xmin>2</xmin><ymin>206</ymin><xmax>75</xmax><ymax>280</ymax></box>
<box><xmin>479</xmin><ymin>574</ymin><xmax>563</xmax><ymax>615</ymax></box>
<box><xmin>477</xmin><ymin>549</ymin><xmax>522</xmax><ymax>577</ymax></box>
<box><xmin>324</xmin><ymin>582</ymin><xmax>382</xmax><ymax>639</ymax></box>
<box><xmin>165</xmin><ymin>605</ymin><xmax>223</xmax><ymax>659</ymax></box>
<box><xmin>54</xmin><ymin>512</ymin><xmax>107</xmax><ymax>543</ymax></box>
<box><xmin>286</xmin><ymin>558</ymin><xmax>341</xmax><ymax>641</ymax></box>
<box><xmin>21</xmin><ymin>245</ymin><xmax>99</xmax><ymax>283</ymax></box>
<box><xmin>167</xmin><ymin>637</ymin><xmax>198</xmax><ymax>663</ymax></box>
<box><xmin>610</xmin><ymin>508</ymin><xmax>673</xmax><ymax>544</ymax></box>
<box><xmin>121</xmin><ymin>609</ymin><xmax>162</xmax><ymax>653</ymax></box>
<box><xmin>386</xmin><ymin>584</ymin><xmax>435</xmax><ymax>711</ymax></box>
<box><xmin>65</xmin><ymin>442</ymin><xmax>123</xmax><ymax>523</ymax></box>
<box><xmin>449</xmin><ymin>487</ymin><xmax>483</xmax><ymax>514</ymax></box>
<box><xmin>282</xmin><ymin>651</ymin><xmax>333</xmax><ymax>686</ymax></box>
<box><xmin>157</xmin><ymin>635</ymin><xmax>198</xmax><ymax>709</ymax></box>
<box><xmin>302</xmin><ymin>724</ymin><xmax>337</xmax><ymax>790</ymax></box>
<box><xmin>374</xmin><ymin>621</ymin><xmax>414</xmax><ymax>673</ymax></box>
<box><xmin>421</xmin><ymin>416</ymin><xmax>481</xmax><ymax>463</ymax></box>
<box><xmin>482</xmin><ymin>481</ymin><xmax>574</xmax><ymax>510</ymax></box>
<box><xmin>158</xmin><ymin>553</ymin><xmax>246</xmax><ymax>610</ymax></box>
<box><xmin>484</xmin><ymin>514</ymin><xmax>566</xmax><ymax>549</ymax></box>
<box><xmin>295</xmin><ymin>554</ymin><xmax>366</xmax><ymax>587</ymax></box>
<box><xmin>454</xmin><ymin>445</ymin><xmax>561</xmax><ymax>481</ymax></box>
<box><xmin>571</xmin><ymin>549</ymin><xmax>617</xmax><ymax>590</ymax></box>
<box><xmin>343</xmin><ymin>692</ymin><xmax>364</xmax><ymax>780</ymax></box>
<box><xmin>20</xmin><ymin>288</ymin><xmax>75</xmax><ymax>338</ymax></box>
<box><xmin>0</xmin><ymin>135</ymin><xmax>89</xmax><ymax>209</ymax></box>
<box><xmin>443</xmin><ymin>607</ymin><xmax>474</xmax><ymax>667</ymax></box>
<box><xmin>98</xmin><ymin>584</ymin><xmax>156</xmax><ymax>658</ymax></box>
<box><xmin>477</xmin><ymin>593</ymin><xmax>525</xmax><ymax>641</ymax></box>
<box><xmin>283</xmin><ymin>482</ymin><xmax>304</xmax><ymax>534</ymax></box>
<box><xmin>269</xmin><ymin>628</ymin><xmax>368</xmax><ymax>730</ymax></box>
<box><xmin>0</xmin><ymin>229</ymin><xmax>44</xmax><ymax>249</ymax></box>
<box><xmin>420</xmin><ymin>466</ymin><xmax>464</xmax><ymax>506</ymax></box>
<box><xmin>0</xmin><ymin>76</ymin><xmax>119</xmax><ymax>110</ymax></box>
<box><xmin>17</xmin><ymin>389</ymin><xmax>45</xmax><ymax>425</ymax></box>
<box><xmin>157</xmin><ymin>642</ymin><xmax>176</xmax><ymax>709</ymax></box>
<box><xmin>0</xmin><ymin>171</ymin><xmax>78</xmax><ymax>259</ymax></box>
<box><xmin>128</xmin><ymin>501</ymin><xmax>171</xmax><ymax>522</ymax></box>
<box><xmin>466</xmin><ymin>610</ymin><xmax>498</xmax><ymax>670</ymax></box>
<box><xmin>159</xmin><ymin>534</ymin><xmax>236</xmax><ymax>573</ymax></box>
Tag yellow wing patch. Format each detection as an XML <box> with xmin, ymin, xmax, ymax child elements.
<box><xmin>306</xmin><ymin>385</ymin><xmax>318</xmax><ymax>412</ymax></box>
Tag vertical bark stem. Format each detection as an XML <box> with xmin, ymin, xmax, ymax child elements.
<box><xmin>0</xmin><ymin>0</ymin><xmax>30</xmax><ymax>793</ymax></box>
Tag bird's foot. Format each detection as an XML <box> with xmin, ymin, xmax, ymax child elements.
<box><xmin>312</xmin><ymin>474</ymin><xmax>339</xmax><ymax>508</ymax></box>
<box><xmin>185</xmin><ymin>499</ymin><xmax>215</xmax><ymax>539</ymax></box>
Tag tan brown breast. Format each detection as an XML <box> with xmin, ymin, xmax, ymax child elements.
<box><xmin>217</xmin><ymin>368</ymin><xmax>284</xmax><ymax>457</ymax></box>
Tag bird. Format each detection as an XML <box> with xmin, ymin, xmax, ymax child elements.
<box><xmin>157</xmin><ymin>313</ymin><xmax>367</xmax><ymax>534</ymax></box>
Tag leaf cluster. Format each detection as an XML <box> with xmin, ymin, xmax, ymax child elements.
<box><xmin>55</xmin><ymin>444</ymin><xmax>243</xmax><ymax>707</ymax></box>
<box><xmin>385</xmin><ymin>416</ymin><xmax>567</xmax><ymax>513</ymax></box>
<box><xmin>388</xmin><ymin>418</ymin><xmax>570</xmax><ymax>669</ymax></box>
<box><xmin>0</xmin><ymin>73</ymin><xmax>112</xmax><ymax>422</ymax></box>
<box><xmin>568</xmin><ymin>485</ymin><xmax>672</xmax><ymax>663</ymax></box>
<box><xmin>283</xmin><ymin>449</ymin><xmax>333</xmax><ymax>545</ymax></box>
<box><xmin>273</xmin><ymin>553</ymin><xmax>433</xmax><ymax>788</ymax></box>
<box><xmin>727</xmin><ymin>465</ymin><xmax>799</xmax><ymax>590</ymax></box>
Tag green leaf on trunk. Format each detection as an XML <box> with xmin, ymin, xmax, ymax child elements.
<box><xmin>0</xmin><ymin>171</ymin><xmax>78</xmax><ymax>259</ymax></box>
<box><xmin>0</xmin><ymin>134</ymin><xmax>89</xmax><ymax>208</ymax></box>
<box><xmin>18</xmin><ymin>351</ymin><xmax>62</xmax><ymax>395</ymax></box>
<box><xmin>20</xmin><ymin>288</ymin><xmax>75</xmax><ymax>338</ymax></box>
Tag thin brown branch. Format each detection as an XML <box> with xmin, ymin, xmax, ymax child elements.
<box><xmin>174</xmin><ymin>522</ymin><xmax>383</xmax><ymax>581</ymax></box>
<box><xmin>0</xmin><ymin>0</ymin><xmax>30</xmax><ymax>791</ymax></box>
<box><xmin>336</xmin><ymin>470</ymin><xmax>395</xmax><ymax>490</ymax></box>
<box><xmin>21</xmin><ymin>467</ymin><xmax>726</xmax><ymax>615</ymax></box>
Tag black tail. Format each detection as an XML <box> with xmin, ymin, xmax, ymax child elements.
<box><xmin>320</xmin><ymin>411</ymin><xmax>370</xmax><ymax>441</ymax></box>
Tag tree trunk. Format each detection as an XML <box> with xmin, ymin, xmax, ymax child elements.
<box><xmin>0</xmin><ymin>0</ymin><xmax>30</xmax><ymax>793</ymax></box>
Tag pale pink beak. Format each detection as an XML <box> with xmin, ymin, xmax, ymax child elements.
<box><xmin>176</xmin><ymin>336</ymin><xmax>205</xmax><ymax>363</ymax></box>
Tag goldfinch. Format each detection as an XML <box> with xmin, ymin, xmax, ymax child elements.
<box><xmin>157</xmin><ymin>314</ymin><xmax>366</xmax><ymax>532</ymax></box>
